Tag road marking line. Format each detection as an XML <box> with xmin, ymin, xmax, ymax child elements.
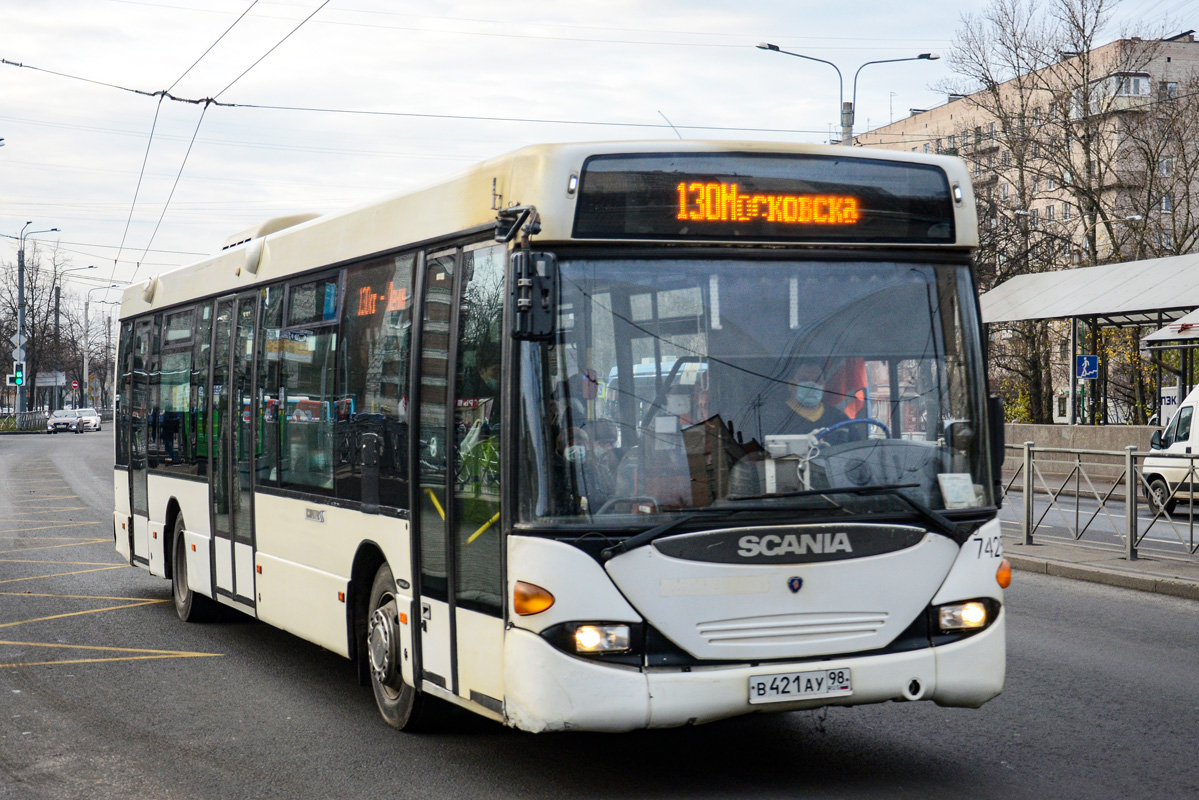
<box><xmin>0</xmin><ymin>524</ymin><xmax>104</xmax><ymax>534</ymax></box>
<box><xmin>0</xmin><ymin>591</ymin><xmax>162</xmax><ymax>601</ymax></box>
<box><xmin>0</xmin><ymin>559</ymin><xmax>120</xmax><ymax>566</ymax></box>
<box><xmin>0</xmin><ymin>640</ymin><xmax>222</xmax><ymax>668</ymax></box>
<box><xmin>0</xmin><ymin>506</ymin><xmax>90</xmax><ymax>512</ymax></box>
<box><xmin>11</xmin><ymin>496</ymin><xmax>81</xmax><ymax>502</ymax></box>
<box><xmin>0</xmin><ymin>537</ymin><xmax>112</xmax><ymax>551</ymax></box>
<box><xmin>0</xmin><ymin>654</ymin><xmax>221</xmax><ymax>668</ymax></box>
<box><xmin>0</xmin><ymin>565</ymin><xmax>128</xmax><ymax>585</ymax></box>
<box><xmin>0</xmin><ymin>535</ymin><xmax>105</xmax><ymax>539</ymax></box>
<box><xmin>0</xmin><ymin>599</ymin><xmax>170</xmax><ymax>629</ymax></box>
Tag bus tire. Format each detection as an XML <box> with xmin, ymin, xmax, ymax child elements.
<box><xmin>172</xmin><ymin>515</ymin><xmax>219</xmax><ymax>622</ymax></box>
<box><xmin>367</xmin><ymin>563</ymin><xmax>429</xmax><ymax>731</ymax></box>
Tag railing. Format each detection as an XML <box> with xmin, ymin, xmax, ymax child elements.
<box><xmin>1002</xmin><ymin>442</ymin><xmax>1199</xmax><ymax>561</ymax></box>
<box><xmin>0</xmin><ymin>408</ymin><xmax>113</xmax><ymax>431</ymax></box>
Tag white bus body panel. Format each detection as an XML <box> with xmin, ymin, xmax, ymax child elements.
<box><xmin>507</xmin><ymin>536</ymin><xmax>642</xmax><ymax>634</ymax></box>
<box><xmin>113</xmin><ymin>512</ymin><xmax>131</xmax><ymax>561</ymax></box>
<box><xmin>255</xmin><ymin>552</ymin><xmax>350</xmax><ymax>657</ymax></box>
<box><xmin>183</xmin><ymin>528</ymin><xmax>212</xmax><ymax>598</ymax></box>
<box><xmin>214</xmin><ymin>536</ymin><xmax>234</xmax><ymax>593</ymax></box>
<box><xmin>604</xmin><ymin>533</ymin><xmax>959</xmax><ymax>661</ymax></box>
<box><xmin>147</xmin><ymin>519</ymin><xmax>166</xmax><ymax>577</ymax></box>
<box><xmin>250</xmin><ymin>493</ymin><xmax>414</xmax><ymax>658</ymax></box>
<box><xmin>235</xmin><ymin>542</ymin><xmax>255</xmax><ymax>601</ymax></box>
<box><xmin>932</xmin><ymin>518</ymin><xmax>1005</xmax><ymax>604</ymax></box>
<box><xmin>504</xmin><ymin>615</ymin><xmax>1005</xmax><ymax>732</ymax></box>
<box><xmin>421</xmin><ymin>597</ymin><xmax>453</xmax><ymax>687</ymax></box>
<box><xmin>131</xmin><ymin>514</ymin><xmax>150</xmax><ymax>563</ymax></box>
<box><xmin>456</xmin><ymin>608</ymin><xmax>505</xmax><ymax>705</ymax></box>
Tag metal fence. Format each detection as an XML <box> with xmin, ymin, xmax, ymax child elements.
<box><xmin>1002</xmin><ymin>442</ymin><xmax>1199</xmax><ymax>561</ymax></box>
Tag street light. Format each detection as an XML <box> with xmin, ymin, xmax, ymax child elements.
<box><xmin>52</xmin><ymin>265</ymin><xmax>98</xmax><ymax>410</ymax></box>
<box><xmin>16</xmin><ymin>221</ymin><xmax>60</xmax><ymax>414</ymax></box>
<box><xmin>84</xmin><ymin>285</ymin><xmax>122</xmax><ymax>410</ymax></box>
<box><xmin>756</xmin><ymin>43</ymin><xmax>939</xmax><ymax>146</ymax></box>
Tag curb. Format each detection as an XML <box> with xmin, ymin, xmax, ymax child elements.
<box><xmin>1008</xmin><ymin>554</ymin><xmax>1199</xmax><ymax>601</ymax></box>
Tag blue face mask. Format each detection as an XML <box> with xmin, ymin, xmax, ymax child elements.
<box><xmin>794</xmin><ymin>381</ymin><xmax>824</xmax><ymax>408</ymax></box>
<box><xmin>564</xmin><ymin>445</ymin><xmax>588</xmax><ymax>463</ymax></box>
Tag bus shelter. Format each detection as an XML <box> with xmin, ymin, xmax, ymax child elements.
<box><xmin>980</xmin><ymin>253</ymin><xmax>1199</xmax><ymax>424</ymax></box>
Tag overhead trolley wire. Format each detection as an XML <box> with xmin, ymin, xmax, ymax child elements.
<box><xmin>110</xmin><ymin>0</ymin><xmax>262</xmax><ymax>284</ymax></box>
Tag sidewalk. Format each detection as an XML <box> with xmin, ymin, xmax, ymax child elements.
<box><xmin>1002</xmin><ymin>533</ymin><xmax>1199</xmax><ymax>601</ymax></box>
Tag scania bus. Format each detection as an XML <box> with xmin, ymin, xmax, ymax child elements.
<box><xmin>113</xmin><ymin>141</ymin><xmax>1009</xmax><ymax>733</ymax></box>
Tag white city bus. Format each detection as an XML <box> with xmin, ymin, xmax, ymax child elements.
<box><xmin>114</xmin><ymin>141</ymin><xmax>1010</xmax><ymax>733</ymax></box>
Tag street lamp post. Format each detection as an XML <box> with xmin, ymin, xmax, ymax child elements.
<box><xmin>756</xmin><ymin>43</ymin><xmax>938</xmax><ymax>146</ymax></box>
<box><xmin>84</xmin><ymin>286</ymin><xmax>121</xmax><ymax>410</ymax></box>
<box><xmin>53</xmin><ymin>265</ymin><xmax>98</xmax><ymax>410</ymax></box>
<box><xmin>15</xmin><ymin>221</ymin><xmax>60</xmax><ymax>414</ymax></box>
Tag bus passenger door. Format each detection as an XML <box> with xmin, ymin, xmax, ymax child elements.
<box><xmin>414</xmin><ymin>251</ymin><xmax>455</xmax><ymax>689</ymax></box>
<box><xmin>128</xmin><ymin>317</ymin><xmax>154</xmax><ymax>566</ymax></box>
<box><xmin>209</xmin><ymin>295</ymin><xmax>258</xmax><ymax>608</ymax></box>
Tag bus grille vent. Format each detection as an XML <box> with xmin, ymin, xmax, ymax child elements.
<box><xmin>696</xmin><ymin>611</ymin><xmax>888</xmax><ymax>647</ymax></box>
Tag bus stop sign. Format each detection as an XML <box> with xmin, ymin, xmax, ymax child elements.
<box><xmin>1076</xmin><ymin>355</ymin><xmax>1099</xmax><ymax>380</ymax></box>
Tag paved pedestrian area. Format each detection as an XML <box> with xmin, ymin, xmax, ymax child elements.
<box><xmin>1003</xmin><ymin>533</ymin><xmax>1199</xmax><ymax>601</ymax></box>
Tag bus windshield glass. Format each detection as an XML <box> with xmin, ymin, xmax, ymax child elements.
<box><xmin>516</xmin><ymin>255</ymin><xmax>991</xmax><ymax>527</ymax></box>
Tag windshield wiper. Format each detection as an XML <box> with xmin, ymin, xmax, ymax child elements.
<box><xmin>728</xmin><ymin>483</ymin><xmax>969</xmax><ymax>543</ymax></box>
<box><xmin>599</xmin><ymin>484</ymin><xmax>970</xmax><ymax>562</ymax></box>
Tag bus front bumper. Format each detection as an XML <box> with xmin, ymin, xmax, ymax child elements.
<box><xmin>502</xmin><ymin>609</ymin><xmax>1005</xmax><ymax>733</ymax></box>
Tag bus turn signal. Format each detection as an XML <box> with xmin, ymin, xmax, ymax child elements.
<box><xmin>996</xmin><ymin>559</ymin><xmax>1012</xmax><ymax>588</ymax></box>
<box><xmin>514</xmin><ymin>581</ymin><xmax>555</xmax><ymax>616</ymax></box>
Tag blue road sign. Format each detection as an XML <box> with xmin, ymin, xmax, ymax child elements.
<box><xmin>1076</xmin><ymin>354</ymin><xmax>1099</xmax><ymax>380</ymax></box>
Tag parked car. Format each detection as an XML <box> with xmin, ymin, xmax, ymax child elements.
<box><xmin>75</xmin><ymin>407</ymin><xmax>102</xmax><ymax>432</ymax></box>
<box><xmin>1144</xmin><ymin>384</ymin><xmax>1199</xmax><ymax>513</ymax></box>
<box><xmin>47</xmin><ymin>409</ymin><xmax>80</xmax><ymax>434</ymax></box>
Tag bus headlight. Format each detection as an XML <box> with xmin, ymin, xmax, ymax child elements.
<box><xmin>938</xmin><ymin>601</ymin><xmax>989</xmax><ymax>631</ymax></box>
<box><xmin>574</xmin><ymin>624</ymin><xmax>631</xmax><ymax>653</ymax></box>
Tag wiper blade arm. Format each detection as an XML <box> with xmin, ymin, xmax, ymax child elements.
<box><xmin>731</xmin><ymin>483</ymin><xmax>968</xmax><ymax>543</ymax></box>
<box><xmin>600</xmin><ymin>507</ymin><xmax>742</xmax><ymax>561</ymax></box>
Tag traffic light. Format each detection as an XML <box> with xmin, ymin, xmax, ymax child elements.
<box><xmin>13</xmin><ymin>361</ymin><xmax>25</xmax><ymax>386</ymax></box>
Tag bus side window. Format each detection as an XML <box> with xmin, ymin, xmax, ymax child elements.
<box><xmin>339</xmin><ymin>254</ymin><xmax>414</xmax><ymax>509</ymax></box>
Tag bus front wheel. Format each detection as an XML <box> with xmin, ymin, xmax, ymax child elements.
<box><xmin>367</xmin><ymin>563</ymin><xmax>429</xmax><ymax>731</ymax></box>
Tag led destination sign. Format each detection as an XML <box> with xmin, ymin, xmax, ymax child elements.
<box><xmin>676</xmin><ymin>182</ymin><xmax>860</xmax><ymax>226</ymax></box>
<box><xmin>573</xmin><ymin>152</ymin><xmax>956</xmax><ymax>244</ymax></box>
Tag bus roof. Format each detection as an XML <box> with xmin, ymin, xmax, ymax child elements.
<box><xmin>121</xmin><ymin>140</ymin><xmax>977</xmax><ymax>318</ymax></box>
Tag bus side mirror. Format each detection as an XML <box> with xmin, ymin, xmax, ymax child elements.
<box><xmin>1151</xmin><ymin>429</ymin><xmax>1162</xmax><ymax>450</ymax></box>
<box><xmin>510</xmin><ymin>251</ymin><xmax>557</xmax><ymax>340</ymax></box>
<box><xmin>989</xmin><ymin>396</ymin><xmax>1005</xmax><ymax>502</ymax></box>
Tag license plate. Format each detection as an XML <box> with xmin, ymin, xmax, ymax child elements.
<box><xmin>748</xmin><ymin>668</ymin><xmax>852</xmax><ymax>705</ymax></box>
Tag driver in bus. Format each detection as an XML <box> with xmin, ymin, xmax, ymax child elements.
<box><xmin>553</xmin><ymin>426</ymin><xmax>615</xmax><ymax>515</ymax></box>
<box><xmin>763</xmin><ymin>360</ymin><xmax>863</xmax><ymax>447</ymax></box>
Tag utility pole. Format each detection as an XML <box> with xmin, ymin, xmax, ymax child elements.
<box><xmin>54</xmin><ymin>285</ymin><xmax>60</xmax><ymax>411</ymax></box>
<box><xmin>15</xmin><ymin>221</ymin><xmax>60</xmax><ymax>414</ymax></box>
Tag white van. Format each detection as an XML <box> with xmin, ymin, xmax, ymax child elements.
<box><xmin>1143</xmin><ymin>385</ymin><xmax>1199</xmax><ymax>514</ymax></box>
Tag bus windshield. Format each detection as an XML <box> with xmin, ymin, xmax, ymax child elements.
<box><xmin>516</xmin><ymin>255</ymin><xmax>992</xmax><ymax>526</ymax></box>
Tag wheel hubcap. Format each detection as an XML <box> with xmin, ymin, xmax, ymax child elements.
<box><xmin>367</xmin><ymin>599</ymin><xmax>402</xmax><ymax>688</ymax></box>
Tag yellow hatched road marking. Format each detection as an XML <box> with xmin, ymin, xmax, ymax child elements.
<box><xmin>0</xmin><ymin>527</ymin><xmax>106</xmax><ymax>542</ymax></box>
<box><xmin>0</xmin><ymin>599</ymin><xmax>170</xmax><ymax>629</ymax></box>
<box><xmin>12</xmin><ymin>496</ymin><xmax>80</xmax><ymax>502</ymax></box>
<box><xmin>0</xmin><ymin>532</ymin><xmax>109</xmax><ymax>546</ymax></box>
<box><xmin>0</xmin><ymin>591</ymin><xmax>160</xmax><ymax>601</ymax></box>
<box><xmin>0</xmin><ymin>565</ymin><xmax>128</xmax><ymax>585</ymax></box>
<box><xmin>0</xmin><ymin>640</ymin><xmax>222</xmax><ymax>668</ymax></box>
<box><xmin>0</xmin><ymin>535</ymin><xmax>104</xmax><ymax>539</ymax></box>
<box><xmin>0</xmin><ymin>506</ymin><xmax>89</xmax><ymax>512</ymax></box>
<box><xmin>0</xmin><ymin>559</ymin><xmax>119</xmax><ymax>566</ymax></box>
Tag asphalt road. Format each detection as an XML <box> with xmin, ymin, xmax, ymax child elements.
<box><xmin>3</xmin><ymin>433</ymin><xmax>1198</xmax><ymax>800</ymax></box>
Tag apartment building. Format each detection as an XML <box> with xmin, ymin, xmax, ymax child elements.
<box><xmin>858</xmin><ymin>31</ymin><xmax>1199</xmax><ymax>270</ymax></box>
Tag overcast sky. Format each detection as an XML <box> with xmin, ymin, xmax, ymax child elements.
<box><xmin>0</xmin><ymin>0</ymin><xmax>1178</xmax><ymax>308</ymax></box>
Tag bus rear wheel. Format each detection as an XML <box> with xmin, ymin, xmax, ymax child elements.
<box><xmin>172</xmin><ymin>515</ymin><xmax>219</xmax><ymax>622</ymax></box>
<box><xmin>367</xmin><ymin>563</ymin><xmax>429</xmax><ymax>731</ymax></box>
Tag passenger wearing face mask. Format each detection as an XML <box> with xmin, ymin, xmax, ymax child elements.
<box><xmin>766</xmin><ymin>361</ymin><xmax>862</xmax><ymax>446</ymax></box>
<box><xmin>553</xmin><ymin>426</ymin><xmax>615</xmax><ymax>515</ymax></box>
